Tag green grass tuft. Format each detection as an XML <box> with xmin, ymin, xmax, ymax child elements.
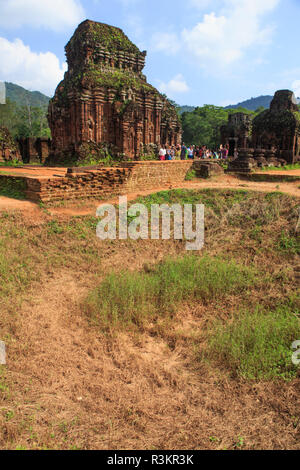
<box><xmin>84</xmin><ymin>255</ymin><xmax>257</xmax><ymax>331</ymax></box>
<box><xmin>261</xmin><ymin>163</ymin><xmax>300</xmax><ymax>172</ymax></box>
<box><xmin>185</xmin><ymin>169</ymin><xmax>197</xmax><ymax>181</ymax></box>
<box><xmin>204</xmin><ymin>305</ymin><xmax>300</xmax><ymax>381</ymax></box>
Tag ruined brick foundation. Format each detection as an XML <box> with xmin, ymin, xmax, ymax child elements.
<box><xmin>25</xmin><ymin>161</ymin><xmax>195</xmax><ymax>203</ymax></box>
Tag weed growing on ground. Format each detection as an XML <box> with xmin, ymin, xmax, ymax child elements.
<box><xmin>277</xmin><ymin>230</ymin><xmax>300</xmax><ymax>255</ymax></box>
<box><xmin>261</xmin><ymin>163</ymin><xmax>300</xmax><ymax>172</ymax></box>
<box><xmin>84</xmin><ymin>255</ymin><xmax>257</xmax><ymax>331</ymax></box>
<box><xmin>203</xmin><ymin>304</ymin><xmax>300</xmax><ymax>381</ymax></box>
<box><xmin>185</xmin><ymin>169</ymin><xmax>197</xmax><ymax>181</ymax></box>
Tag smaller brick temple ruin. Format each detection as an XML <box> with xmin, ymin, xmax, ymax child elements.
<box><xmin>18</xmin><ymin>137</ymin><xmax>51</xmax><ymax>164</ymax></box>
<box><xmin>226</xmin><ymin>90</ymin><xmax>300</xmax><ymax>172</ymax></box>
<box><xmin>220</xmin><ymin>113</ymin><xmax>252</xmax><ymax>157</ymax></box>
<box><xmin>48</xmin><ymin>20</ymin><xmax>182</xmax><ymax>164</ymax></box>
<box><xmin>0</xmin><ymin>127</ymin><xmax>21</xmax><ymax>163</ymax></box>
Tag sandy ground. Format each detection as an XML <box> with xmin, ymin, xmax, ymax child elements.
<box><xmin>255</xmin><ymin>169</ymin><xmax>300</xmax><ymax>176</ymax></box>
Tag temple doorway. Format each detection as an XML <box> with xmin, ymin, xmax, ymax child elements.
<box><xmin>228</xmin><ymin>139</ymin><xmax>235</xmax><ymax>157</ymax></box>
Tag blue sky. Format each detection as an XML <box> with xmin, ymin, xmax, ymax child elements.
<box><xmin>0</xmin><ymin>0</ymin><xmax>300</xmax><ymax>106</ymax></box>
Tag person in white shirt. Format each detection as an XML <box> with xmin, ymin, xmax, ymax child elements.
<box><xmin>159</xmin><ymin>146</ymin><xmax>166</xmax><ymax>160</ymax></box>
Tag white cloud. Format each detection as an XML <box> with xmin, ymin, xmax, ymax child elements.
<box><xmin>292</xmin><ymin>80</ymin><xmax>300</xmax><ymax>99</ymax></box>
<box><xmin>151</xmin><ymin>32</ymin><xmax>181</xmax><ymax>55</ymax></box>
<box><xmin>182</xmin><ymin>0</ymin><xmax>280</xmax><ymax>68</ymax></box>
<box><xmin>158</xmin><ymin>74</ymin><xmax>189</xmax><ymax>97</ymax></box>
<box><xmin>150</xmin><ymin>0</ymin><xmax>279</xmax><ymax>72</ymax></box>
<box><xmin>0</xmin><ymin>0</ymin><xmax>85</xmax><ymax>32</ymax></box>
<box><xmin>0</xmin><ymin>37</ymin><xmax>67</xmax><ymax>96</ymax></box>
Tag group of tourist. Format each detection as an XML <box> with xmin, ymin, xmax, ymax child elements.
<box><xmin>158</xmin><ymin>144</ymin><xmax>229</xmax><ymax>161</ymax></box>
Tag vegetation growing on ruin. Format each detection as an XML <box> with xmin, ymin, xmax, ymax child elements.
<box><xmin>45</xmin><ymin>141</ymin><xmax>127</xmax><ymax>167</ymax></box>
<box><xmin>138</xmin><ymin>144</ymin><xmax>159</xmax><ymax>161</ymax></box>
<box><xmin>49</xmin><ymin>18</ymin><xmax>181</xmax><ymax>153</ymax></box>
<box><xmin>82</xmin><ymin>67</ymin><xmax>158</xmax><ymax>95</ymax></box>
<box><xmin>185</xmin><ymin>169</ymin><xmax>197</xmax><ymax>180</ymax></box>
<box><xmin>67</xmin><ymin>20</ymin><xmax>141</xmax><ymax>55</ymax></box>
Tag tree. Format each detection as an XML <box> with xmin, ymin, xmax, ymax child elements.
<box><xmin>181</xmin><ymin>105</ymin><xmax>260</xmax><ymax>148</ymax></box>
<box><xmin>0</xmin><ymin>99</ymin><xmax>51</xmax><ymax>139</ymax></box>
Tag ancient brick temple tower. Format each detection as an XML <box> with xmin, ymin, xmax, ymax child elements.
<box><xmin>48</xmin><ymin>20</ymin><xmax>182</xmax><ymax>163</ymax></box>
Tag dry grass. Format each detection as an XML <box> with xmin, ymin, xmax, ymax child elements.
<box><xmin>0</xmin><ymin>189</ymin><xmax>299</xmax><ymax>450</ymax></box>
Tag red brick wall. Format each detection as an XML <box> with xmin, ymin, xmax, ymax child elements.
<box><xmin>24</xmin><ymin>161</ymin><xmax>194</xmax><ymax>203</ymax></box>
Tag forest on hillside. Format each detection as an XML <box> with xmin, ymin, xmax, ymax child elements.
<box><xmin>0</xmin><ymin>98</ymin><xmax>51</xmax><ymax>139</ymax></box>
<box><xmin>0</xmin><ymin>82</ymin><xmax>51</xmax><ymax>140</ymax></box>
<box><xmin>5</xmin><ymin>82</ymin><xmax>50</xmax><ymax>108</ymax></box>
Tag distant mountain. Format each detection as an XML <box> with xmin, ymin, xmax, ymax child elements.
<box><xmin>4</xmin><ymin>82</ymin><xmax>50</xmax><ymax>107</ymax></box>
<box><xmin>178</xmin><ymin>96</ymin><xmax>276</xmax><ymax>114</ymax></box>
<box><xmin>224</xmin><ymin>95</ymin><xmax>274</xmax><ymax>111</ymax></box>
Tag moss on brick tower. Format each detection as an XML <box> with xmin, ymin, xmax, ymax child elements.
<box><xmin>66</xmin><ymin>20</ymin><xmax>141</xmax><ymax>56</ymax></box>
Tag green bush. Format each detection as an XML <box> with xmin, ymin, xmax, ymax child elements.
<box><xmin>204</xmin><ymin>305</ymin><xmax>300</xmax><ymax>381</ymax></box>
<box><xmin>84</xmin><ymin>255</ymin><xmax>257</xmax><ymax>331</ymax></box>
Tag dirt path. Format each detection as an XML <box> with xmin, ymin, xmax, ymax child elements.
<box><xmin>6</xmin><ymin>264</ymin><xmax>300</xmax><ymax>450</ymax></box>
<box><xmin>0</xmin><ymin>175</ymin><xmax>299</xmax><ymax>219</ymax></box>
<box><xmin>0</xmin><ymin>196</ymin><xmax>37</xmax><ymax>211</ymax></box>
<box><xmin>256</xmin><ymin>169</ymin><xmax>300</xmax><ymax>176</ymax></box>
